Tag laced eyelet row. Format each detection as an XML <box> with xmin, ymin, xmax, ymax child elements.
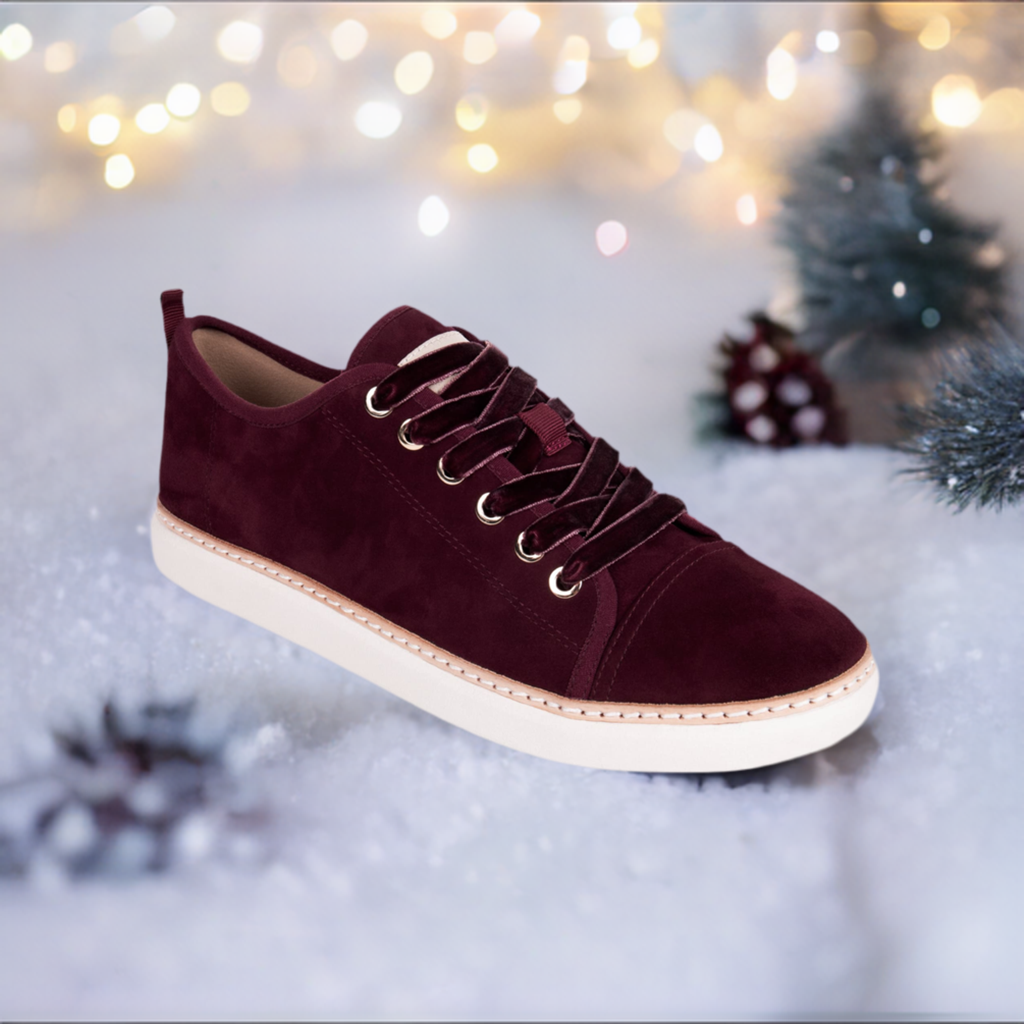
<box><xmin>482</xmin><ymin>500</ymin><xmax>576</xmax><ymax>597</ymax></box>
<box><xmin>365</xmin><ymin>386</ymin><xmax>580</xmax><ymax>598</ymax></box>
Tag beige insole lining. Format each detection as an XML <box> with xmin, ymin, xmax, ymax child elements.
<box><xmin>193</xmin><ymin>328</ymin><xmax>324</xmax><ymax>407</ymax></box>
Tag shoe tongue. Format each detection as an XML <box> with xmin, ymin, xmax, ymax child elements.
<box><xmin>347</xmin><ymin>306</ymin><xmax>468</xmax><ymax>369</ymax></box>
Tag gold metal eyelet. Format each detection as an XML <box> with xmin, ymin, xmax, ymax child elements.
<box><xmin>549</xmin><ymin>566</ymin><xmax>582</xmax><ymax>599</ymax></box>
<box><xmin>365</xmin><ymin>386</ymin><xmax>391</xmax><ymax>418</ymax></box>
<box><xmin>515</xmin><ymin>531</ymin><xmax>543</xmax><ymax>563</ymax></box>
<box><xmin>475</xmin><ymin>492</ymin><xmax>504</xmax><ymax>526</ymax></box>
<box><xmin>437</xmin><ymin>459</ymin><xmax>463</xmax><ymax>485</ymax></box>
<box><xmin>398</xmin><ymin>419</ymin><xmax>423</xmax><ymax>451</ymax></box>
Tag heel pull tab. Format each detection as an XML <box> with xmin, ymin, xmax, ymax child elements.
<box><xmin>160</xmin><ymin>289</ymin><xmax>185</xmax><ymax>346</ymax></box>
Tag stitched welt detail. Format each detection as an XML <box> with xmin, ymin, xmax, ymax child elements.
<box><xmin>321</xmin><ymin>406</ymin><xmax>579</xmax><ymax>653</ymax></box>
<box><xmin>156</xmin><ymin>512</ymin><xmax>875</xmax><ymax>723</ymax></box>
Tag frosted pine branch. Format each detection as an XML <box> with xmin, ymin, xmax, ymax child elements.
<box><xmin>902</xmin><ymin>328</ymin><xmax>1024</xmax><ymax>510</ymax></box>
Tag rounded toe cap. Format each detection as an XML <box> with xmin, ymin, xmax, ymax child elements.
<box><xmin>594</xmin><ymin>543</ymin><xmax>867</xmax><ymax>706</ymax></box>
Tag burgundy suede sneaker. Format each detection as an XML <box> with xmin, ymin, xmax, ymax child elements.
<box><xmin>151</xmin><ymin>290</ymin><xmax>877</xmax><ymax>772</ymax></box>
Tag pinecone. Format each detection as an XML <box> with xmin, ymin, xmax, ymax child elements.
<box><xmin>719</xmin><ymin>314</ymin><xmax>847</xmax><ymax>447</ymax></box>
<box><xmin>0</xmin><ymin>700</ymin><xmax>277</xmax><ymax>879</ymax></box>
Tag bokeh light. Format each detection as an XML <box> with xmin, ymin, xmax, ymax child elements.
<box><xmin>553</xmin><ymin>63</ymin><xmax>587</xmax><ymax>95</ymax></box>
<box><xmin>3</xmin><ymin>2</ymin><xmax>1013</xmax><ymax>251</ymax></box>
<box><xmin>919</xmin><ymin>16</ymin><xmax>951</xmax><ymax>51</ymax></box>
<box><xmin>166</xmin><ymin>83</ymin><xmax>201</xmax><ymax>118</ymax></box>
<box><xmin>87</xmin><ymin>114</ymin><xmax>121</xmax><ymax>147</ymax></box>
<box><xmin>455</xmin><ymin>95</ymin><xmax>488</xmax><ymax>132</ymax></box>
<box><xmin>553</xmin><ymin>98</ymin><xmax>582</xmax><ymax>124</ymax></box>
<box><xmin>627</xmin><ymin>39</ymin><xmax>659</xmax><ymax>69</ymax></box>
<box><xmin>395</xmin><ymin>51</ymin><xmax>434</xmax><ymax>95</ymax></box>
<box><xmin>0</xmin><ymin>23</ymin><xmax>32</xmax><ymax>61</ymax></box>
<box><xmin>694</xmin><ymin>123</ymin><xmax>724</xmax><ymax>162</ymax></box>
<box><xmin>464</xmin><ymin>31</ymin><xmax>497</xmax><ymax>65</ymax></box>
<box><xmin>278</xmin><ymin>45</ymin><xmax>317</xmax><ymax>88</ymax></box>
<box><xmin>767</xmin><ymin>47</ymin><xmax>798</xmax><ymax>100</ymax></box>
<box><xmin>932</xmin><ymin>74</ymin><xmax>982</xmax><ymax>128</ymax></box>
<box><xmin>57</xmin><ymin>104</ymin><xmax>78</xmax><ymax>133</ymax></box>
<box><xmin>816</xmin><ymin>30</ymin><xmax>840</xmax><ymax>53</ymax></box>
<box><xmin>135</xmin><ymin>6</ymin><xmax>176</xmax><ymax>42</ymax></box>
<box><xmin>44</xmin><ymin>41</ymin><xmax>76</xmax><ymax>73</ymax></box>
<box><xmin>467</xmin><ymin>144</ymin><xmax>498</xmax><ymax>173</ymax></box>
<box><xmin>356</xmin><ymin>102</ymin><xmax>402</xmax><ymax>139</ymax></box>
<box><xmin>421</xmin><ymin>8</ymin><xmax>457</xmax><ymax>41</ymax></box>
<box><xmin>553</xmin><ymin>37</ymin><xmax>590</xmax><ymax>95</ymax></box>
<box><xmin>893</xmin><ymin>281</ymin><xmax>907</xmax><ymax>298</ymax></box>
<box><xmin>495</xmin><ymin>10</ymin><xmax>541</xmax><ymax>47</ymax></box>
<box><xmin>331</xmin><ymin>20</ymin><xmax>367</xmax><ymax>61</ymax></box>
<box><xmin>736</xmin><ymin>194</ymin><xmax>758</xmax><ymax>225</ymax></box>
<box><xmin>418</xmin><ymin>196</ymin><xmax>450</xmax><ymax>236</ymax></box>
<box><xmin>596</xmin><ymin>221</ymin><xmax>628</xmax><ymax>257</ymax></box>
<box><xmin>211</xmin><ymin>82</ymin><xmax>250</xmax><ymax>117</ymax></box>
<box><xmin>104</xmin><ymin>154</ymin><xmax>135</xmax><ymax>189</ymax></box>
<box><xmin>217</xmin><ymin>21</ymin><xmax>263</xmax><ymax>64</ymax></box>
<box><xmin>135</xmin><ymin>103</ymin><xmax>170</xmax><ymax>134</ymax></box>
<box><xmin>607</xmin><ymin>16</ymin><xmax>642</xmax><ymax>51</ymax></box>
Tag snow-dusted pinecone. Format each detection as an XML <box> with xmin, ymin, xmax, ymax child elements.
<box><xmin>0</xmin><ymin>700</ymin><xmax>278</xmax><ymax>879</ymax></box>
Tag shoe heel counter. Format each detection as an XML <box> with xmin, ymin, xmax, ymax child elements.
<box><xmin>158</xmin><ymin>315</ymin><xmax>216</xmax><ymax>532</ymax></box>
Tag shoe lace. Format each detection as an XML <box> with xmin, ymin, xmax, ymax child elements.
<box><xmin>370</xmin><ymin>341</ymin><xmax>685</xmax><ymax>588</ymax></box>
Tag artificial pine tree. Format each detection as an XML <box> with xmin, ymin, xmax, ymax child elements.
<box><xmin>777</xmin><ymin>86</ymin><xmax>1007</xmax><ymax>442</ymax></box>
<box><xmin>902</xmin><ymin>326</ymin><xmax>1024</xmax><ymax>511</ymax></box>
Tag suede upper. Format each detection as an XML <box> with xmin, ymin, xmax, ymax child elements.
<box><xmin>158</xmin><ymin>294</ymin><xmax>867</xmax><ymax>706</ymax></box>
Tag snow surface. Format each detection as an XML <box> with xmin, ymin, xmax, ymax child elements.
<box><xmin>2</xmin><ymin>180</ymin><xmax>1024</xmax><ymax>1021</ymax></box>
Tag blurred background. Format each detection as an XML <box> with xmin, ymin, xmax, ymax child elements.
<box><xmin>2</xmin><ymin>3</ymin><xmax>1024</xmax><ymax>1020</ymax></box>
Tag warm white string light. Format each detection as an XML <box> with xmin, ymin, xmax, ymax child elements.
<box><xmin>136</xmin><ymin>103</ymin><xmax>170</xmax><ymax>134</ymax></box>
<box><xmin>2</xmin><ymin>4</ymin><xmax>1018</xmax><ymax>227</ymax></box>
<box><xmin>0</xmin><ymin>23</ymin><xmax>32</xmax><ymax>60</ymax></box>
<box><xmin>217</xmin><ymin>21</ymin><xmax>263</xmax><ymax>64</ymax></box>
<box><xmin>356</xmin><ymin>102</ymin><xmax>402</xmax><ymax>139</ymax></box>
<box><xmin>467</xmin><ymin>144</ymin><xmax>498</xmax><ymax>173</ymax></box>
<box><xmin>418</xmin><ymin>196</ymin><xmax>450</xmax><ymax>236</ymax></box>
<box><xmin>166</xmin><ymin>83</ymin><xmax>201</xmax><ymax>118</ymax></box>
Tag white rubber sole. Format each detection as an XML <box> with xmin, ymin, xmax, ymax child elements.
<box><xmin>151</xmin><ymin>507</ymin><xmax>879</xmax><ymax>773</ymax></box>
